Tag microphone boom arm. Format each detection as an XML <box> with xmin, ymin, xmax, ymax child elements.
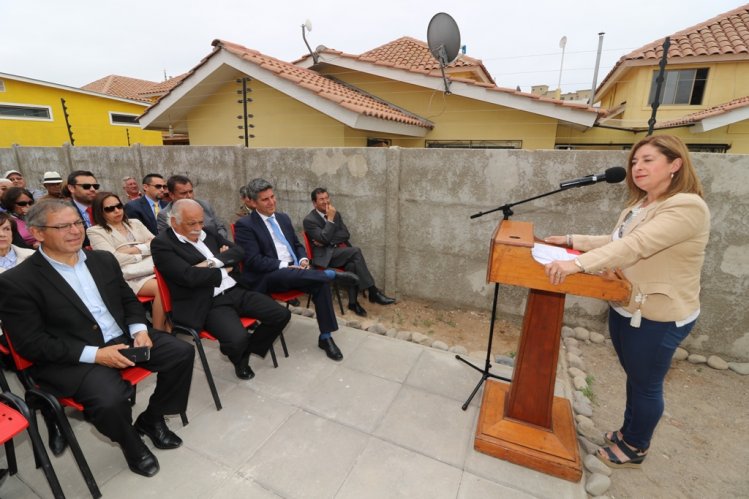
<box><xmin>470</xmin><ymin>187</ymin><xmax>567</xmax><ymax>220</ymax></box>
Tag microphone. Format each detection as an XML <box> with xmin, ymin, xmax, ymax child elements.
<box><xmin>559</xmin><ymin>166</ymin><xmax>626</xmax><ymax>189</ymax></box>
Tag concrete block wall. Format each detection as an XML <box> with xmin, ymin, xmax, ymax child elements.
<box><xmin>2</xmin><ymin>144</ymin><xmax>747</xmax><ymax>361</ymax></box>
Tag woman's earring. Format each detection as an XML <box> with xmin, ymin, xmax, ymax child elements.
<box><xmin>670</xmin><ymin>172</ymin><xmax>674</xmax><ymax>179</ymax></box>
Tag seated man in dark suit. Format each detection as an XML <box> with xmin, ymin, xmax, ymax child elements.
<box><xmin>303</xmin><ymin>187</ymin><xmax>395</xmax><ymax>317</ymax></box>
<box><xmin>151</xmin><ymin>199</ymin><xmax>291</xmax><ymax>379</ymax></box>
<box><xmin>124</xmin><ymin>173</ymin><xmax>168</xmax><ymax>235</ymax></box>
<box><xmin>0</xmin><ymin>199</ymin><xmax>194</xmax><ymax>478</ymax></box>
<box><xmin>234</xmin><ymin>178</ymin><xmax>359</xmax><ymax>362</ymax></box>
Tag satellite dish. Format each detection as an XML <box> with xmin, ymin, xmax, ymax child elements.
<box><xmin>427</xmin><ymin>13</ymin><xmax>461</xmax><ymax>65</ymax></box>
<box><xmin>427</xmin><ymin>12</ymin><xmax>461</xmax><ymax>94</ymax></box>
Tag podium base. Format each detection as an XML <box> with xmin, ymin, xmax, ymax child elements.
<box><xmin>474</xmin><ymin>380</ymin><xmax>582</xmax><ymax>482</ymax></box>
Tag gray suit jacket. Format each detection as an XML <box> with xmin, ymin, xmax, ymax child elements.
<box><xmin>156</xmin><ymin>198</ymin><xmax>228</xmax><ymax>239</ymax></box>
<box><xmin>302</xmin><ymin>210</ymin><xmax>351</xmax><ymax>268</ymax></box>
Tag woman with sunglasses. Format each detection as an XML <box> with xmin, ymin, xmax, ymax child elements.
<box><xmin>543</xmin><ymin>135</ymin><xmax>710</xmax><ymax>470</ymax></box>
<box><xmin>87</xmin><ymin>192</ymin><xmax>169</xmax><ymax>331</ymax></box>
<box><xmin>2</xmin><ymin>187</ymin><xmax>39</xmax><ymax>249</ymax></box>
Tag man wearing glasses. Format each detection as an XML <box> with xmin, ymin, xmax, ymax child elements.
<box><xmin>65</xmin><ymin>170</ymin><xmax>100</xmax><ymax>247</ymax></box>
<box><xmin>124</xmin><ymin>174</ymin><xmax>168</xmax><ymax>235</ymax></box>
<box><xmin>0</xmin><ymin>199</ymin><xmax>194</xmax><ymax>477</ymax></box>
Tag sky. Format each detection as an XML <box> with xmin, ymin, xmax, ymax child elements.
<box><xmin>1</xmin><ymin>1</ymin><xmax>745</xmax><ymax>93</ymax></box>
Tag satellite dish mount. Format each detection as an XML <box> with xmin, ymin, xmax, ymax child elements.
<box><xmin>427</xmin><ymin>12</ymin><xmax>461</xmax><ymax>94</ymax></box>
<box><xmin>301</xmin><ymin>19</ymin><xmax>319</xmax><ymax>64</ymax></box>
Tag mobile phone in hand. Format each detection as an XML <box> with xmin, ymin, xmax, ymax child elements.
<box><xmin>119</xmin><ymin>346</ymin><xmax>150</xmax><ymax>363</ymax></box>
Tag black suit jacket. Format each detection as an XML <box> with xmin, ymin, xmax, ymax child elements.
<box><xmin>234</xmin><ymin>211</ymin><xmax>307</xmax><ymax>291</ymax></box>
<box><xmin>302</xmin><ymin>210</ymin><xmax>352</xmax><ymax>267</ymax></box>
<box><xmin>151</xmin><ymin>228</ymin><xmax>244</xmax><ymax>330</ymax></box>
<box><xmin>125</xmin><ymin>196</ymin><xmax>167</xmax><ymax>235</ymax></box>
<box><xmin>0</xmin><ymin>250</ymin><xmax>146</xmax><ymax>395</ymax></box>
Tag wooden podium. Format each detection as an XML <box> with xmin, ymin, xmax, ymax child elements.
<box><xmin>474</xmin><ymin>220</ymin><xmax>630</xmax><ymax>481</ymax></box>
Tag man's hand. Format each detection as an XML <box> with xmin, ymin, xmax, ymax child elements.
<box><xmin>326</xmin><ymin>203</ymin><xmax>337</xmax><ymax>222</ymax></box>
<box><xmin>94</xmin><ymin>344</ymin><xmax>134</xmax><ymax>368</ymax></box>
<box><xmin>219</xmin><ymin>245</ymin><xmax>229</xmax><ymax>253</ymax></box>
<box><xmin>312</xmin><ymin>239</ymin><xmax>324</xmax><ymax>247</ymax></box>
<box><xmin>194</xmin><ymin>260</ymin><xmax>212</xmax><ymax>268</ymax></box>
<box><xmin>133</xmin><ymin>331</ymin><xmax>152</xmax><ymax>348</ymax></box>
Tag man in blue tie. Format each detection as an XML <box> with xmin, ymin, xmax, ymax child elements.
<box><xmin>124</xmin><ymin>174</ymin><xmax>168</xmax><ymax>235</ymax></box>
<box><xmin>234</xmin><ymin>178</ymin><xmax>359</xmax><ymax>361</ymax></box>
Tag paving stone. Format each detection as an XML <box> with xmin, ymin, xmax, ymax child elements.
<box><xmin>673</xmin><ymin>347</ymin><xmax>689</xmax><ymax>361</ymax></box>
<box><xmin>585</xmin><ymin>473</ymin><xmax>611</xmax><ymax>496</ymax></box>
<box><xmin>688</xmin><ymin>354</ymin><xmax>707</xmax><ymax>364</ymax></box>
<box><xmin>707</xmin><ymin>355</ymin><xmax>729</xmax><ymax>370</ymax></box>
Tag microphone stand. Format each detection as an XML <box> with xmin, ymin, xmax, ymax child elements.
<box><xmin>456</xmin><ymin>186</ymin><xmax>569</xmax><ymax>410</ymax></box>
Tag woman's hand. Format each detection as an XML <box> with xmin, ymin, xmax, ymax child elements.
<box><xmin>543</xmin><ymin>235</ymin><xmax>568</xmax><ymax>246</ymax></box>
<box><xmin>544</xmin><ymin>259</ymin><xmax>580</xmax><ymax>285</ymax></box>
<box><xmin>116</xmin><ymin>246</ymin><xmax>141</xmax><ymax>255</ymax></box>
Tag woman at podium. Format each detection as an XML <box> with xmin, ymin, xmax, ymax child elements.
<box><xmin>543</xmin><ymin>134</ymin><xmax>710</xmax><ymax>470</ymax></box>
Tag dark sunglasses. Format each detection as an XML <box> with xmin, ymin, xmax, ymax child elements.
<box><xmin>15</xmin><ymin>200</ymin><xmax>34</xmax><ymax>207</ymax></box>
<box><xmin>103</xmin><ymin>203</ymin><xmax>124</xmax><ymax>213</ymax></box>
<box><xmin>150</xmin><ymin>184</ymin><xmax>167</xmax><ymax>190</ymax></box>
<box><xmin>75</xmin><ymin>183</ymin><xmax>100</xmax><ymax>190</ymax></box>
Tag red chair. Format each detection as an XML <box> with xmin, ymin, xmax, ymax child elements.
<box><xmin>3</xmin><ymin>329</ymin><xmax>186</xmax><ymax>499</ymax></box>
<box><xmin>154</xmin><ymin>268</ymin><xmax>266</xmax><ymax>411</ymax></box>
<box><xmin>0</xmin><ymin>391</ymin><xmax>64</xmax><ymax>498</ymax></box>
<box><xmin>302</xmin><ymin>231</ymin><xmax>346</xmax><ymax>315</ymax></box>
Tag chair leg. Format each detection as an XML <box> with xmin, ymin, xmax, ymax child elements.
<box><xmin>178</xmin><ymin>328</ymin><xmax>222</xmax><ymax>411</ymax></box>
<box><xmin>26</xmin><ymin>389</ymin><xmax>101</xmax><ymax>499</ymax></box>
<box><xmin>179</xmin><ymin>411</ymin><xmax>189</xmax><ymax>426</ymax></box>
<box><xmin>333</xmin><ymin>282</ymin><xmax>345</xmax><ymax>315</ymax></box>
<box><xmin>279</xmin><ymin>332</ymin><xmax>289</xmax><ymax>358</ymax></box>
<box><xmin>3</xmin><ymin>440</ymin><xmax>17</xmax><ymax>475</ymax></box>
<box><xmin>24</xmin><ymin>411</ymin><xmax>65</xmax><ymax>498</ymax></box>
<box><xmin>269</xmin><ymin>344</ymin><xmax>278</xmax><ymax>368</ymax></box>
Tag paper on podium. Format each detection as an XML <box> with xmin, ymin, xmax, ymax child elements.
<box><xmin>531</xmin><ymin>243</ymin><xmax>581</xmax><ymax>264</ymax></box>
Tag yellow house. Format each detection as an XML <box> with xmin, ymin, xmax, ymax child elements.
<box><xmin>0</xmin><ymin>73</ymin><xmax>163</xmax><ymax>147</ymax></box>
<box><xmin>557</xmin><ymin>4</ymin><xmax>749</xmax><ymax>153</ymax></box>
<box><xmin>140</xmin><ymin>38</ymin><xmax>598</xmax><ymax>148</ymax></box>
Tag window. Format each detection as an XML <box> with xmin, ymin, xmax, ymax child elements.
<box><xmin>426</xmin><ymin>140</ymin><xmax>522</xmax><ymax>149</ymax></box>
<box><xmin>109</xmin><ymin>112</ymin><xmax>140</xmax><ymax>126</ymax></box>
<box><xmin>648</xmin><ymin>68</ymin><xmax>708</xmax><ymax>105</ymax></box>
<box><xmin>0</xmin><ymin>102</ymin><xmax>52</xmax><ymax>120</ymax></box>
<box><xmin>0</xmin><ymin>79</ymin><xmax>5</xmax><ymax>92</ymax></box>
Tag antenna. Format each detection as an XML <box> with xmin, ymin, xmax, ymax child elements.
<box><xmin>301</xmin><ymin>19</ymin><xmax>318</xmax><ymax>64</ymax></box>
<box><xmin>427</xmin><ymin>12</ymin><xmax>461</xmax><ymax>94</ymax></box>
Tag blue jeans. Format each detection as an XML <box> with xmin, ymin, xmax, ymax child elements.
<box><xmin>608</xmin><ymin>308</ymin><xmax>695</xmax><ymax>449</ymax></box>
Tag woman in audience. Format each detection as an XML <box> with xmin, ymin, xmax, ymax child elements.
<box><xmin>87</xmin><ymin>192</ymin><xmax>169</xmax><ymax>331</ymax></box>
<box><xmin>0</xmin><ymin>211</ymin><xmax>35</xmax><ymax>273</ymax></box>
<box><xmin>2</xmin><ymin>187</ymin><xmax>38</xmax><ymax>249</ymax></box>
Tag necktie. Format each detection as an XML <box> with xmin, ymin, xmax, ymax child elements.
<box><xmin>153</xmin><ymin>201</ymin><xmax>160</xmax><ymax>215</ymax></box>
<box><xmin>268</xmin><ymin>215</ymin><xmax>298</xmax><ymax>265</ymax></box>
<box><xmin>85</xmin><ymin>206</ymin><xmax>94</xmax><ymax>226</ymax></box>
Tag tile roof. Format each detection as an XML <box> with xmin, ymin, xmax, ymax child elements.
<box><xmin>138</xmin><ymin>74</ymin><xmax>188</xmax><ymax>97</ymax></box>
<box><xmin>214</xmin><ymin>39</ymin><xmax>433</xmax><ymax>129</ymax></box>
<box><xmin>598</xmin><ymin>4</ymin><xmax>749</xmax><ymax>92</ymax></box>
<box><xmin>655</xmin><ymin>94</ymin><xmax>749</xmax><ymax>128</ymax></box>
<box><xmin>298</xmin><ymin>37</ymin><xmax>599</xmax><ymax>116</ymax></box>
<box><xmin>81</xmin><ymin>75</ymin><xmax>158</xmax><ymax>102</ymax></box>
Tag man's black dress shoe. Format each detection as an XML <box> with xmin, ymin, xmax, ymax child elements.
<box><xmin>369</xmin><ymin>288</ymin><xmax>396</xmax><ymax>305</ymax></box>
<box><xmin>124</xmin><ymin>445</ymin><xmax>160</xmax><ymax>477</ymax></box>
<box><xmin>233</xmin><ymin>352</ymin><xmax>255</xmax><ymax>380</ymax></box>
<box><xmin>46</xmin><ymin>420</ymin><xmax>67</xmax><ymax>456</ymax></box>
<box><xmin>134</xmin><ymin>414</ymin><xmax>183</xmax><ymax>450</ymax></box>
<box><xmin>318</xmin><ymin>337</ymin><xmax>343</xmax><ymax>361</ymax></box>
<box><xmin>334</xmin><ymin>271</ymin><xmax>359</xmax><ymax>288</ymax></box>
<box><xmin>348</xmin><ymin>302</ymin><xmax>367</xmax><ymax>317</ymax></box>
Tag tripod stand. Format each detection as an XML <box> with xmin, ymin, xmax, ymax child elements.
<box><xmin>456</xmin><ymin>187</ymin><xmax>567</xmax><ymax>411</ymax></box>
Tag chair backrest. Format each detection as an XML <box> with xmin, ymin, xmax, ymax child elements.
<box><xmin>302</xmin><ymin>231</ymin><xmax>314</xmax><ymax>262</ymax></box>
<box><xmin>153</xmin><ymin>267</ymin><xmax>174</xmax><ymax>315</ymax></box>
<box><xmin>2</xmin><ymin>328</ymin><xmax>34</xmax><ymax>373</ymax></box>
<box><xmin>230</xmin><ymin>222</ymin><xmax>236</xmax><ymax>240</ymax></box>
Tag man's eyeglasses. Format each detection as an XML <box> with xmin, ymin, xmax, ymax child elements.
<box><xmin>149</xmin><ymin>184</ymin><xmax>167</xmax><ymax>190</ymax></box>
<box><xmin>103</xmin><ymin>203</ymin><xmax>124</xmax><ymax>213</ymax></box>
<box><xmin>15</xmin><ymin>200</ymin><xmax>34</xmax><ymax>207</ymax></box>
<box><xmin>37</xmin><ymin>220</ymin><xmax>86</xmax><ymax>232</ymax></box>
<box><xmin>74</xmin><ymin>183</ymin><xmax>100</xmax><ymax>190</ymax></box>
